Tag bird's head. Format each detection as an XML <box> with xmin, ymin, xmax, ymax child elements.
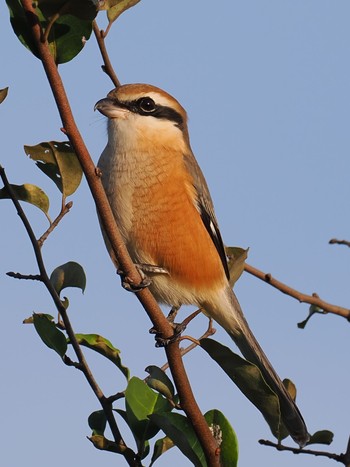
<box><xmin>95</xmin><ymin>84</ymin><xmax>189</xmax><ymax>149</ymax></box>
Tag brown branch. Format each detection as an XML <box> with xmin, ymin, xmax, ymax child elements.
<box><xmin>37</xmin><ymin>200</ymin><xmax>72</xmax><ymax>247</ymax></box>
<box><xmin>6</xmin><ymin>271</ymin><xmax>41</xmax><ymax>281</ymax></box>
<box><xmin>259</xmin><ymin>438</ymin><xmax>350</xmax><ymax>465</ymax></box>
<box><xmin>20</xmin><ymin>2</ymin><xmax>219</xmax><ymax>465</ymax></box>
<box><xmin>92</xmin><ymin>20</ymin><xmax>120</xmax><ymax>88</ymax></box>
<box><xmin>329</xmin><ymin>238</ymin><xmax>350</xmax><ymax>248</ymax></box>
<box><xmin>244</xmin><ymin>262</ymin><xmax>350</xmax><ymax>321</ymax></box>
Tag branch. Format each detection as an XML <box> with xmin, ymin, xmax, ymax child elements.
<box><xmin>244</xmin><ymin>262</ymin><xmax>350</xmax><ymax>321</ymax></box>
<box><xmin>329</xmin><ymin>238</ymin><xmax>350</xmax><ymax>248</ymax></box>
<box><xmin>92</xmin><ymin>20</ymin><xmax>120</xmax><ymax>88</ymax></box>
<box><xmin>37</xmin><ymin>200</ymin><xmax>72</xmax><ymax>247</ymax></box>
<box><xmin>259</xmin><ymin>438</ymin><xmax>350</xmax><ymax>465</ymax></box>
<box><xmin>20</xmin><ymin>3</ymin><xmax>220</xmax><ymax>465</ymax></box>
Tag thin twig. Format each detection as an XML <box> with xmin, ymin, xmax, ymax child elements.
<box><xmin>92</xmin><ymin>20</ymin><xmax>121</xmax><ymax>87</ymax></box>
<box><xmin>329</xmin><ymin>238</ymin><xmax>350</xmax><ymax>248</ymax></box>
<box><xmin>259</xmin><ymin>439</ymin><xmax>349</xmax><ymax>464</ymax></box>
<box><xmin>37</xmin><ymin>200</ymin><xmax>72</xmax><ymax>247</ymax></box>
<box><xmin>244</xmin><ymin>262</ymin><xmax>350</xmax><ymax>321</ymax></box>
<box><xmin>6</xmin><ymin>272</ymin><xmax>41</xmax><ymax>281</ymax></box>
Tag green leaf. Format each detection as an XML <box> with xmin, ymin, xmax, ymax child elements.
<box><xmin>100</xmin><ymin>0</ymin><xmax>141</xmax><ymax>25</ymax></box>
<box><xmin>50</xmin><ymin>261</ymin><xmax>86</xmax><ymax>295</ymax></box>
<box><xmin>125</xmin><ymin>377</ymin><xmax>172</xmax><ymax>450</ymax></box>
<box><xmin>6</xmin><ymin>0</ymin><xmax>40</xmax><ymax>57</ymax></box>
<box><xmin>150</xmin><ymin>412</ymin><xmax>207</xmax><ymax>467</ymax></box>
<box><xmin>0</xmin><ymin>183</ymin><xmax>50</xmax><ymax>219</ymax></box>
<box><xmin>74</xmin><ymin>334</ymin><xmax>129</xmax><ymax>380</ymax></box>
<box><xmin>24</xmin><ymin>141</ymin><xmax>83</xmax><ymax>198</ymax></box>
<box><xmin>145</xmin><ymin>365</ymin><xmax>175</xmax><ymax>401</ymax></box>
<box><xmin>200</xmin><ymin>338</ymin><xmax>289</xmax><ymax>442</ymax></box>
<box><xmin>88</xmin><ymin>410</ymin><xmax>107</xmax><ymax>436</ymax></box>
<box><xmin>6</xmin><ymin>0</ymin><xmax>94</xmax><ymax>63</ymax></box>
<box><xmin>225</xmin><ymin>246</ymin><xmax>249</xmax><ymax>287</ymax></box>
<box><xmin>150</xmin><ymin>436</ymin><xmax>174</xmax><ymax>466</ymax></box>
<box><xmin>45</xmin><ymin>14</ymin><xmax>93</xmax><ymax>64</ymax></box>
<box><xmin>204</xmin><ymin>410</ymin><xmax>238</xmax><ymax>467</ymax></box>
<box><xmin>307</xmin><ymin>430</ymin><xmax>334</xmax><ymax>446</ymax></box>
<box><xmin>38</xmin><ymin>0</ymin><xmax>98</xmax><ymax>21</ymax></box>
<box><xmin>0</xmin><ymin>87</ymin><xmax>9</xmax><ymax>104</ymax></box>
<box><xmin>33</xmin><ymin>313</ymin><xmax>67</xmax><ymax>357</ymax></box>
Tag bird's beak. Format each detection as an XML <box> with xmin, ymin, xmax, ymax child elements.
<box><xmin>94</xmin><ymin>98</ymin><xmax>128</xmax><ymax>119</ymax></box>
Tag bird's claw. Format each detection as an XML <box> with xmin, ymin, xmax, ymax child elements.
<box><xmin>117</xmin><ymin>268</ymin><xmax>152</xmax><ymax>292</ymax></box>
<box><xmin>150</xmin><ymin>320</ymin><xmax>187</xmax><ymax>347</ymax></box>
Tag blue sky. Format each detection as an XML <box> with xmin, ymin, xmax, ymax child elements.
<box><xmin>1</xmin><ymin>1</ymin><xmax>350</xmax><ymax>466</ymax></box>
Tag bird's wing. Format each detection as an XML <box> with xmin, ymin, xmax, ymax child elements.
<box><xmin>183</xmin><ymin>152</ymin><xmax>230</xmax><ymax>280</ymax></box>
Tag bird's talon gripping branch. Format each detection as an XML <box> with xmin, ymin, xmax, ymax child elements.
<box><xmin>117</xmin><ymin>268</ymin><xmax>152</xmax><ymax>292</ymax></box>
<box><xmin>153</xmin><ymin>321</ymin><xmax>187</xmax><ymax>347</ymax></box>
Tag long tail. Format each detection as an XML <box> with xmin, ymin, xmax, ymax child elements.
<box><xmin>205</xmin><ymin>287</ymin><xmax>310</xmax><ymax>447</ymax></box>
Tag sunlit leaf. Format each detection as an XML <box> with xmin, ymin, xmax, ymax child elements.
<box><xmin>204</xmin><ymin>410</ymin><xmax>238</xmax><ymax>467</ymax></box>
<box><xmin>200</xmin><ymin>338</ymin><xmax>289</xmax><ymax>441</ymax></box>
<box><xmin>99</xmin><ymin>0</ymin><xmax>140</xmax><ymax>25</ymax></box>
<box><xmin>88</xmin><ymin>434</ymin><xmax>121</xmax><ymax>453</ymax></box>
<box><xmin>33</xmin><ymin>313</ymin><xmax>67</xmax><ymax>357</ymax></box>
<box><xmin>88</xmin><ymin>410</ymin><xmax>107</xmax><ymax>436</ymax></box>
<box><xmin>226</xmin><ymin>246</ymin><xmax>249</xmax><ymax>287</ymax></box>
<box><xmin>50</xmin><ymin>261</ymin><xmax>86</xmax><ymax>295</ymax></box>
<box><xmin>74</xmin><ymin>334</ymin><xmax>129</xmax><ymax>379</ymax></box>
<box><xmin>150</xmin><ymin>412</ymin><xmax>206</xmax><ymax>466</ymax></box>
<box><xmin>150</xmin><ymin>435</ymin><xmax>174</xmax><ymax>466</ymax></box>
<box><xmin>125</xmin><ymin>377</ymin><xmax>172</xmax><ymax>450</ymax></box>
<box><xmin>24</xmin><ymin>141</ymin><xmax>82</xmax><ymax>198</ymax></box>
<box><xmin>0</xmin><ymin>183</ymin><xmax>50</xmax><ymax>219</ymax></box>
<box><xmin>23</xmin><ymin>313</ymin><xmax>54</xmax><ymax>324</ymax></box>
<box><xmin>283</xmin><ymin>378</ymin><xmax>296</xmax><ymax>401</ymax></box>
<box><xmin>145</xmin><ymin>365</ymin><xmax>175</xmax><ymax>401</ymax></box>
<box><xmin>0</xmin><ymin>87</ymin><xmax>9</xmax><ymax>104</ymax></box>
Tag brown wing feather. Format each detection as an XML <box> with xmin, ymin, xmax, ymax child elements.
<box><xmin>183</xmin><ymin>152</ymin><xmax>230</xmax><ymax>280</ymax></box>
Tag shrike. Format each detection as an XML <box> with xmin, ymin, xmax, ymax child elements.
<box><xmin>95</xmin><ymin>83</ymin><xmax>309</xmax><ymax>446</ymax></box>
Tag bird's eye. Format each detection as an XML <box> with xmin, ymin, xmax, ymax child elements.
<box><xmin>138</xmin><ymin>97</ymin><xmax>156</xmax><ymax>113</ymax></box>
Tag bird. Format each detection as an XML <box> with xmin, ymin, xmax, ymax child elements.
<box><xmin>95</xmin><ymin>83</ymin><xmax>309</xmax><ymax>447</ymax></box>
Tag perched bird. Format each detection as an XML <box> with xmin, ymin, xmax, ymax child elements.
<box><xmin>95</xmin><ymin>83</ymin><xmax>309</xmax><ymax>446</ymax></box>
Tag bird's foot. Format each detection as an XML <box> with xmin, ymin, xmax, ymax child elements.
<box><xmin>150</xmin><ymin>321</ymin><xmax>187</xmax><ymax>347</ymax></box>
<box><xmin>149</xmin><ymin>306</ymin><xmax>186</xmax><ymax>346</ymax></box>
<box><xmin>117</xmin><ymin>266</ymin><xmax>152</xmax><ymax>292</ymax></box>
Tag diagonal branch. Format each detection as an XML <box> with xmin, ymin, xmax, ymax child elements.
<box><xmin>244</xmin><ymin>262</ymin><xmax>350</xmax><ymax>321</ymax></box>
<box><xmin>20</xmin><ymin>2</ymin><xmax>220</xmax><ymax>465</ymax></box>
<box><xmin>92</xmin><ymin>20</ymin><xmax>120</xmax><ymax>88</ymax></box>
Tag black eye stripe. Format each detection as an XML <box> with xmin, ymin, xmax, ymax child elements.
<box><xmin>115</xmin><ymin>97</ymin><xmax>184</xmax><ymax>128</ymax></box>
